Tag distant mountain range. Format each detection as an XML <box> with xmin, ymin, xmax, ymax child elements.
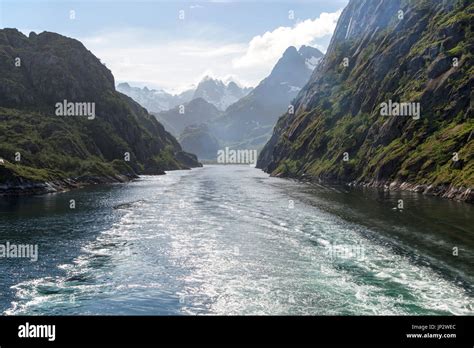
<box><xmin>257</xmin><ymin>0</ymin><xmax>473</xmax><ymax>202</ymax></box>
<box><xmin>117</xmin><ymin>77</ymin><xmax>252</xmax><ymax>113</ymax></box>
<box><xmin>0</xmin><ymin>29</ymin><xmax>200</xmax><ymax>195</ymax></box>
<box><xmin>116</xmin><ymin>83</ymin><xmax>194</xmax><ymax>113</ymax></box>
<box><xmin>150</xmin><ymin>45</ymin><xmax>323</xmax><ymax>159</ymax></box>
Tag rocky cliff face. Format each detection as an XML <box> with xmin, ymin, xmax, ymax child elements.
<box><xmin>0</xmin><ymin>29</ymin><xmax>200</xmax><ymax>194</ymax></box>
<box><xmin>257</xmin><ymin>0</ymin><xmax>473</xmax><ymax>202</ymax></box>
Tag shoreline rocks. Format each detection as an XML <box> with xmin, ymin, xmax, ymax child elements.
<box><xmin>0</xmin><ymin>173</ymin><xmax>138</xmax><ymax>196</ymax></box>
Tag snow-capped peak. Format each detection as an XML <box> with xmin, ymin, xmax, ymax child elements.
<box><xmin>192</xmin><ymin>76</ymin><xmax>252</xmax><ymax>111</ymax></box>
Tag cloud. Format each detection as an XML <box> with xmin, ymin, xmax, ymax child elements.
<box><xmin>233</xmin><ymin>10</ymin><xmax>341</xmax><ymax>69</ymax></box>
<box><xmin>179</xmin><ymin>43</ymin><xmax>246</xmax><ymax>58</ymax></box>
<box><xmin>78</xmin><ymin>9</ymin><xmax>342</xmax><ymax>93</ymax></box>
<box><xmin>80</xmin><ymin>28</ymin><xmax>250</xmax><ymax>93</ymax></box>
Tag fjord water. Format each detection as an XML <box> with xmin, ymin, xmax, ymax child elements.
<box><xmin>0</xmin><ymin>165</ymin><xmax>472</xmax><ymax>315</ymax></box>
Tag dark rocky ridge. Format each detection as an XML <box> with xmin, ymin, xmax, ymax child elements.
<box><xmin>0</xmin><ymin>29</ymin><xmax>201</xmax><ymax>195</ymax></box>
<box><xmin>257</xmin><ymin>0</ymin><xmax>473</xmax><ymax>202</ymax></box>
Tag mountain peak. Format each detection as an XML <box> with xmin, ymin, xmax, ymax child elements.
<box><xmin>188</xmin><ymin>97</ymin><xmax>217</xmax><ymax>108</ymax></box>
<box><xmin>192</xmin><ymin>76</ymin><xmax>251</xmax><ymax>111</ymax></box>
<box><xmin>298</xmin><ymin>45</ymin><xmax>324</xmax><ymax>59</ymax></box>
<box><xmin>117</xmin><ymin>82</ymin><xmax>131</xmax><ymax>89</ymax></box>
<box><xmin>298</xmin><ymin>45</ymin><xmax>324</xmax><ymax>71</ymax></box>
<box><xmin>201</xmin><ymin>75</ymin><xmax>216</xmax><ymax>82</ymax></box>
<box><xmin>214</xmin><ymin>43</ymin><xmax>325</xmax><ymax>148</ymax></box>
<box><xmin>282</xmin><ymin>46</ymin><xmax>299</xmax><ymax>58</ymax></box>
<box><xmin>266</xmin><ymin>45</ymin><xmax>322</xmax><ymax>86</ymax></box>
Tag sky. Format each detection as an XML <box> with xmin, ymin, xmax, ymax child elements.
<box><xmin>0</xmin><ymin>0</ymin><xmax>348</xmax><ymax>93</ymax></box>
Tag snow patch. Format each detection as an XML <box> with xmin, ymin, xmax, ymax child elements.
<box><xmin>305</xmin><ymin>56</ymin><xmax>322</xmax><ymax>70</ymax></box>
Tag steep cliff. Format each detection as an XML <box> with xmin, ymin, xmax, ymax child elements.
<box><xmin>258</xmin><ymin>0</ymin><xmax>473</xmax><ymax>202</ymax></box>
<box><xmin>0</xmin><ymin>29</ymin><xmax>200</xmax><ymax>195</ymax></box>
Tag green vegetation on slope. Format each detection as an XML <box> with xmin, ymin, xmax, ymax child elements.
<box><xmin>0</xmin><ymin>29</ymin><xmax>200</xmax><ymax>190</ymax></box>
<box><xmin>258</xmin><ymin>0</ymin><xmax>473</xmax><ymax>197</ymax></box>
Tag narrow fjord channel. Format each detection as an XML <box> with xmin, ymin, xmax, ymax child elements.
<box><xmin>0</xmin><ymin>165</ymin><xmax>472</xmax><ymax>315</ymax></box>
